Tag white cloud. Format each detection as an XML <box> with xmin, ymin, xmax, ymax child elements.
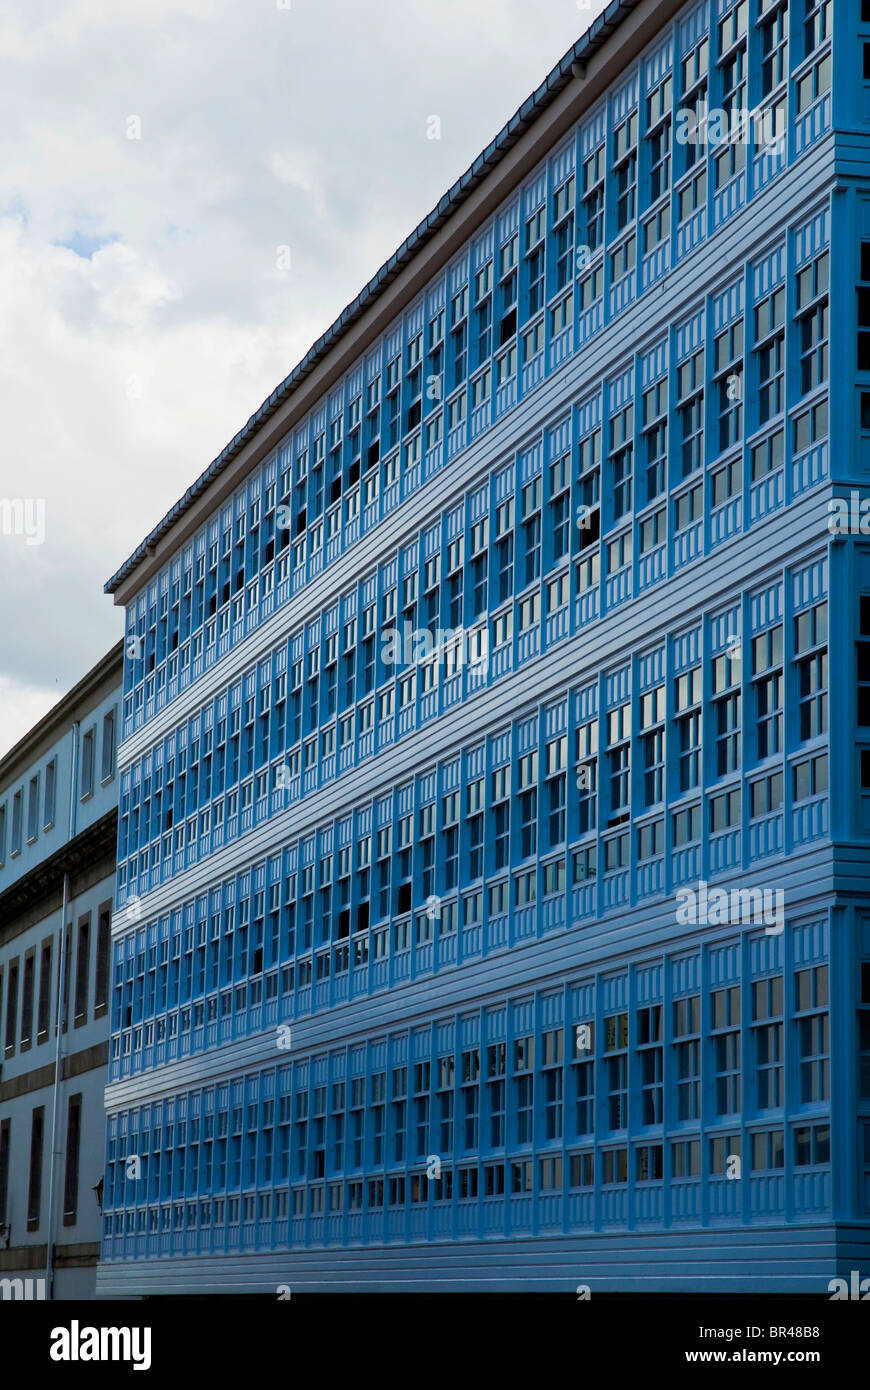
<box><xmin>0</xmin><ymin>672</ymin><xmax>68</xmax><ymax>762</ymax></box>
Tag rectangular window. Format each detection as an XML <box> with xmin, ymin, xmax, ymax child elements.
<box><xmin>713</xmin><ymin>458</ymin><xmax>742</xmax><ymax>509</ymax></box>
<box><xmin>673</xmin><ymin>993</ymin><xmax>701</xmax><ymax>1121</ymax></box>
<box><xmin>680</xmin><ymin>38</ymin><xmax>708</xmax><ymax>173</ymax></box>
<box><xmin>713</xmin><ymin>94</ymin><xmax>747</xmax><ymax>190</ymax></box>
<box><xmin>714</xmin><ymin>320</ymin><xmax>744</xmax><ymax>453</ymax></box>
<box><xmin>794</xmin><ymin>600</ymin><xmax>828</xmax><ymax>742</ymax></box>
<box><xmin>761</xmin><ymin>2</ymin><xmax>787</xmax><ymax>96</ymax></box>
<box><xmin>645</xmin><ymin>74</ymin><xmax>672</xmax><ymax>204</ymax></box>
<box><xmin>606</xmin><ymin>533</ymin><xmax>632</xmax><ymax>581</ymax></box>
<box><xmin>74</xmin><ymin>915</ymin><xmax>90</xmax><ymax>1023</ymax></box>
<box><xmin>44</xmin><ymin>758</ymin><xmax>57</xmax><ymax>828</ymax></box>
<box><xmin>5</xmin><ymin>960</ymin><xmax>19</xmax><ymax>1054</ymax></box>
<box><xmin>21</xmin><ymin>950</ymin><xmax>34</xmax><ymax>1048</ymax></box>
<box><xmin>753</xmin><ymin>976</ymin><xmax>784</xmax><ymax>1110</ymax></box>
<box><xmin>11</xmin><ymin>789</ymin><xmax>22</xmax><ymax>855</ymax></box>
<box><xmin>552</xmin><ymin>191</ymin><xmax>575</xmax><ymax>300</ymax></box>
<box><xmin>635</xmin><ymin>1143</ymin><xmax>664</xmax><ymax>1182</ymax></box>
<box><xmin>709</xmin><ymin>1132</ymin><xmax>741</xmax><ymax>1176</ymax></box>
<box><xmin>859</xmin><ymin>243</ymin><xmax>870</xmax><ymax>372</ymax></box>
<box><xmin>80</xmin><ymin>728</ymin><xmax>95</xmax><ymax>799</ymax></box>
<box><xmin>95</xmin><ymin>907</ymin><xmax>111</xmax><ymax>1012</ymax></box>
<box><xmin>678</xmin><ymin>167</ymin><xmax>706</xmax><ymax>222</ymax></box>
<box><xmin>639</xmin><ymin>508</ymin><xmax>665</xmax><ymax>555</ymax></box>
<box><xmin>569</xmin><ymin>1150</ymin><xmax>595</xmax><ymax>1188</ymax></box>
<box><xmin>796</xmin><ymin>52</ymin><xmax>832</xmax><ymax>114</ymax></box>
<box><xmin>539</xmin><ymin>1155</ymin><xmax>562</xmax><ymax>1191</ymax></box>
<box><xmin>671</xmin><ymin>1138</ymin><xmax>701</xmax><ymax>1178</ymax></box>
<box><xmin>637</xmin><ymin>820</ymin><xmax>663</xmax><ymax>862</ymax></box>
<box><xmin>602</xmin><ymin>1147</ymin><xmax>628</xmax><ymax>1184</ymax></box>
<box><xmin>606</xmin><ymin>703</ymin><xmax>631</xmax><ymax>822</ymax></box>
<box><xmin>752</xmin><ymin>623</ymin><xmax>784</xmax><ymax>760</ymax></box>
<box><xmin>754</xmin><ymin>285</ymin><xmax>785</xmax><ymax>425</ymax></box>
<box><xmin>613</xmin><ymin>111</ymin><xmax>638</xmax><ymax>232</ymax></box>
<box><xmin>641</xmin><ymin>380</ymin><xmax>668</xmax><ymax>504</ymax></box>
<box><xmin>795</xmin><ymin>965</ymin><xmax>829</xmax><ymax>1104</ymax></box>
<box><xmin>712</xmin><ymin>646</ymin><xmax>741</xmax><ymax>775</ymax></box>
<box><xmin>712</xmin><ymin>985</ymin><xmax>741</xmax><ymax>1114</ymax></box>
<box><xmin>674</xmin><ymin>665</ymin><xmax>702</xmax><ymax>792</ymax></box>
<box><xmin>860</xmin><ymin>961</ymin><xmax>870</xmax><ymax>1099</ymax></box>
<box><xmin>674</xmin><ymin>483</ymin><xmax>702</xmax><ymax>532</ymax></box>
<box><xmin>608</xmin><ymin>405</ymin><xmax>633</xmax><ymax>521</ymax></box>
<box><xmin>525</xmin><ymin>207</ymin><xmax>546</xmax><ymax>318</ymax></box>
<box><xmin>638</xmin><ymin>1005</ymin><xmax>663</xmax><ymax>1124</ymax></box>
<box><xmin>27</xmin><ymin>775</ymin><xmax>39</xmax><ymax>842</ymax></box>
<box><xmin>710</xmin><ymin>788</ymin><xmax>740</xmax><ymax>832</ymax></box>
<box><xmin>751</xmin><ymin>1129</ymin><xmax>785</xmax><ymax>1172</ymax></box>
<box><xmin>582</xmin><ymin>144</ymin><xmax>605</xmax><ymax>251</ymax></box>
<box><xmin>513</xmin><ymin>1035</ymin><xmax>534</xmax><ymax>1145</ymax></box>
<box><xmin>677</xmin><ymin>349</ymin><xmax>704</xmax><ymax>478</ymax></box>
<box><xmin>793</xmin><ymin>753</ymin><xmax>828</xmax><ymax>803</ymax></box>
<box><xmin>750</xmin><ymin>771</ymin><xmax>784</xmax><ymax>817</ymax></box>
<box><xmin>572</xmin><ymin>1021</ymin><xmax>595</xmax><ymax>1136</ymax></box>
<box><xmin>858</xmin><ymin>594</ymin><xmax>870</xmax><ymax>726</ymax></box>
<box><xmin>37</xmin><ymin>938</ymin><xmax>53</xmax><ymax>1039</ymax></box>
<box><xmin>610</xmin><ymin>235</ymin><xmax>636</xmax><ymax>282</ymax></box>
<box><xmin>640</xmin><ymin>686</ymin><xmax>665</xmax><ymax>806</ymax></box>
<box><xmin>796</xmin><ymin>249</ymin><xmax>829</xmax><ymax>396</ymax></box>
<box><xmin>0</xmin><ymin>1119</ymin><xmax>10</xmax><ymax>1225</ymax></box>
<box><xmin>794</xmin><ymin>1122</ymin><xmax>830</xmax><ymax>1167</ymax></box>
<box><xmin>578</xmin><ymin>264</ymin><xmax>604</xmax><ymax>312</ymax></box>
<box><xmin>673</xmin><ymin>804</ymin><xmax>701</xmax><ymax>846</ymax></box>
<box><xmin>573</xmin><ymin>844</ymin><xmax>597</xmax><ymax>886</ymax></box>
<box><xmin>604</xmin><ymin>1011</ymin><xmax>628</xmax><ymax>1130</ymax></box>
<box><xmin>63</xmin><ymin>1093</ymin><xmax>83</xmax><ymax>1224</ymax></box>
<box><xmin>27</xmin><ymin>1105</ymin><xmax>45</xmax><ymax>1229</ymax></box>
<box><xmin>101</xmin><ymin>709</ymin><xmax>116</xmax><ymax>781</ymax></box>
<box><xmin>793</xmin><ymin>401</ymin><xmax>828</xmax><ymax>455</ymax></box>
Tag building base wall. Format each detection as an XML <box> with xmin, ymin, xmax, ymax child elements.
<box><xmin>95</xmin><ymin>1224</ymin><xmax>870</xmax><ymax>1296</ymax></box>
<box><xmin>0</xmin><ymin>1246</ymin><xmax>99</xmax><ymax>1301</ymax></box>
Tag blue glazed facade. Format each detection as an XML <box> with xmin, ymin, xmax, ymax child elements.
<box><xmin>97</xmin><ymin>0</ymin><xmax>870</xmax><ymax>1292</ymax></box>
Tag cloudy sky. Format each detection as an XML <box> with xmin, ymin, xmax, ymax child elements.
<box><xmin>0</xmin><ymin>0</ymin><xmax>608</xmax><ymax>759</ymax></box>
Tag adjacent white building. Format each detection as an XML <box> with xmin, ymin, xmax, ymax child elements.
<box><xmin>0</xmin><ymin>642</ymin><xmax>121</xmax><ymax>1299</ymax></box>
